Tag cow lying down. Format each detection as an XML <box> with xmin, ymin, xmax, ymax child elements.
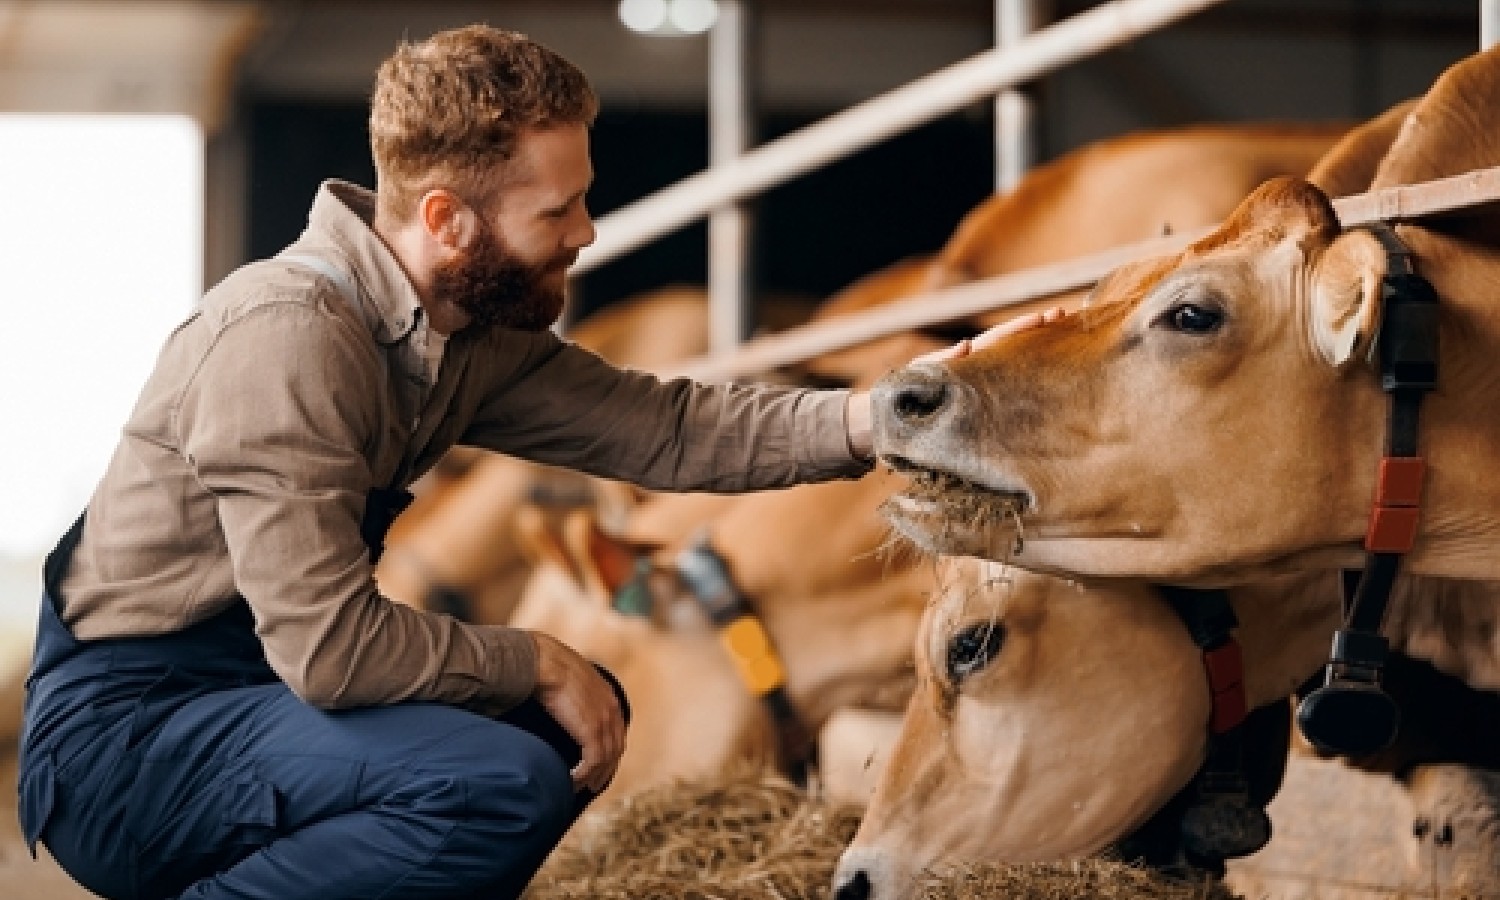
<box><xmin>835</xmin><ymin>562</ymin><xmax>1500</xmax><ymax>900</ymax></box>
<box><xmin>507</xmin><ymin>466</ymin><xmax>933</xmax><ymax>805</ymax></box>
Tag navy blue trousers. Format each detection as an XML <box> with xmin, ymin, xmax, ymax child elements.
<box><xmin>19</xmin><ymin>523</ymin><xmax>627</xmax><ymax>900</ymax></box>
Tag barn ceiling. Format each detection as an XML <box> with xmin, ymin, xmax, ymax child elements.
<box><xmin>0</xmin><ymin>0</ymin><xmax>1485</xmax><ymax>129</ymax></box>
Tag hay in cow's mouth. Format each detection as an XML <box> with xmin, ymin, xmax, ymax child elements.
<box><xmin>882</xmin><ymin>456</ymin><xmax>1029</xmax><ymax>521</ymax></box>
<box><xmin>879</xmin><ymin>455</ymin><xmax>1029</xmax><ymax>555</ymax></box>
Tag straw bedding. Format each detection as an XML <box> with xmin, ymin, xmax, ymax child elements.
<box><xmin>523</xmin><ymin>769</ymin><xmax>1236</xmax><ymax>900</ymax></box>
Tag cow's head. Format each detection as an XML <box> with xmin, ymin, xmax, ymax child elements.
<box><xmin>833</xmin><ymin>561</ymin><xmax>1338</xmax><ymax>900</ymax></box>
<box><xmin>833</xmin><ymin>561</ymin><xmax>1209</xmax><ymax>898</ymax></box>
<box><xmin>874</xmin><ymin>177</ymin><xmax>1392</xmax><ymax>583</ymax></box>
<box><xmin>510</xmin><ymin>506</ymin><xmax>779</xmax><ymax>802</ymax></box>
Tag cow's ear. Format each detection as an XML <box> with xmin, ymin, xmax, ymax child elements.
<box><xmin>513</xmin><ymin>504</ymin><xmax>583</xmax><ymax>587</ymax></box>
<box><xmin>1310</xmin><ymin>228</ymin><xmax>1386</xmax><ymax>368</ymax></box>
<box><xmin>562</xmin><ymin>510</ymin><xmax>647</xmax><ymax>606</ymax></box>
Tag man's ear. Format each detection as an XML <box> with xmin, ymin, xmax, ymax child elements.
<box><xmin>1310</xmin><ymin>227</ymin><xmax>1387</xmax><ymax>368</ymax></box>
<box><xmin>417</xmin><ymin>189</ymin><xmax>477</xmax><ymax>250</ymax></box>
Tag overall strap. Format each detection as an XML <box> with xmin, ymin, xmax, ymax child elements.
<box><xmin>282</xmin><ymin>252</ymin><xmax>413</xmax><ymax>564</ymax></box>
<box><xmin>281</xmin><ymin>252</ymin><xmax>375</xmax><ymax>332</ymax></box>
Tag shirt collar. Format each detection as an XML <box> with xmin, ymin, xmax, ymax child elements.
<box><xmin>302</xmin><ymin>179</ymin><xmax>425</xmax><ymax>346</ymax></box>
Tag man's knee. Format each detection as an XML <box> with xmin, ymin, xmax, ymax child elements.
<box><xmin>435</xmin><ymin>729</ymin><xmax>576</xmax><ymax>887</ymax></box>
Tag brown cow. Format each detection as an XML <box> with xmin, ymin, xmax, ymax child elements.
<box><xmin>508</xmin><ymin>466</ymin><xmax>932</xmax><ymax>803</ymax></box>
<box><xmin>870</xmin><ymin>46</ymin><xmax>1500</xmax><ymax>585</ymax></box>
<box><xmin>834</xmin><ymin>562</ymin><xmax>1500</xmax><ymax>900</ymax></box>
<box><xmin>930</xmin><ymin>124</ymin><xmax>1348</xmax><ymax>310</ymax></box>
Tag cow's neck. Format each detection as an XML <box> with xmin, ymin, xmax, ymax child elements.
<box><xmin>1230</xmin><ymin>572</ymin><xmax>1343</xmax><ymax>709</ymax></box>
<box><xmin>1230</xmin><ymin>572</ymin><xmax>1500</xmax><ymax>712</ymax></box>
<box><xmin>1397</xmin><ymin>226</ymin><xmax>1500</xmax><ymax>580</ymax></box>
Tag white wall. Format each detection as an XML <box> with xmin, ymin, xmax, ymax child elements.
<box><xmin>0</xmin><ymin>115</ymin><xmax>203</xmax><ymax>624</ymax></box>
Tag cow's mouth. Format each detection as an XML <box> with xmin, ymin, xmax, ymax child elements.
<box><xmin>881</xmin><ymin>455</ymin><xmax>1032</xmax><ymax>523</ymax></box>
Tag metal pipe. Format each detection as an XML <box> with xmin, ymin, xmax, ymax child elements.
<box><xmin>577</xmin><ymin>0</ymin><xmax>1230</xmax><ymax>275</ymax></box>
<box><xmin>1484</xmin><ymin>0</ymin><xmax>1500</xmax><ymax>49</ymax></box>
<box><xmin>709</xmin><ymin>0</ymin><xmax>756</xmax><ymax>353</ymax></box>
<box><xmin>994</xmin><ymin>0</ymin><xmax>1039</xmax><ymax>192</ymax></box>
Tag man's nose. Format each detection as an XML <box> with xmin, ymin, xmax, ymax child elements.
<box><xmin>569</xmin><ymin>208</ymin><xmax>596</xmax><ymax>251</ymax></box>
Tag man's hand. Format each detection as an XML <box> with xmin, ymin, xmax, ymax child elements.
<box><xmin>529</xmin><ymin>631</ymin><xmax>626</xmax><ymax>794</ymax></box>
<box><xmin>911</xmin><ymin>306</ymin><xmax>1069</xmax><ymax>365</ymax></box>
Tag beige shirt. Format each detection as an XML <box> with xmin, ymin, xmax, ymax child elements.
<box><xmin>60</xmin><ymin>180</ymin><xmax>869</xmax><ymax>716</ymax></box>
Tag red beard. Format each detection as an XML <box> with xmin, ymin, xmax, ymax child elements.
<box><xmin>430</xmin><ymin>221</ymin><xmax>572</xmax><ymax>333</ymax></box>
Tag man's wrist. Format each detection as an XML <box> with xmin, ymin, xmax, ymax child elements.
<box><xmin>845</xmin><ymin>391</ymin><xmax>874</xmax><ymax>460</ymax></box>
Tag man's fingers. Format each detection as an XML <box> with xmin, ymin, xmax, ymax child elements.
<box><xmin>907</xmin><ymin>305</ymin><xmax>1069</xmax><ymax>367</ymax></box>
<box><xmin>909</xmin><ymin>339</ymin><xmax>968</xmax><ymax>366</ymax></box>
<box><xmin>970</xmin><ymin>306</ymin><xmax>1065</xmax><ymax>352</ymax></box>
<box><xmin>569</xmin><ymin>700</ymin><xmax>626</xmax><ymax>794</ymax></box>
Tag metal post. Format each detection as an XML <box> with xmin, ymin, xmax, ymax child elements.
<box><xmin>1484</xmin><ymin>0</ymin><xmax>1500</xmax><ymax>49</ymax></box>
<box><xmin>709</xmin><ymin>0</ymin><xmax>757</xmax><ymax>353</ymax></box>
<box><xmin>995</xmin><ymin>0</ymin><xmax>1039</xmax><ymax>192</ymax></box>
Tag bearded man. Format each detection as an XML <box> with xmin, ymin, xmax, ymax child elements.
<box><xmin>16</xmin><ymin>24</ymin><xmax>900</xmax><ymax>900</ymax></box>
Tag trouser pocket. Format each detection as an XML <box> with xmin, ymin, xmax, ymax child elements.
<box><xmin>128</xmin><ymin>763</ymin><xmax>283</xmax><ymax>900</ymax></box>
<box><xmin>17</xmin><ymin>754</ymin><xmax>57</xmax><ymax>858</ymax></box>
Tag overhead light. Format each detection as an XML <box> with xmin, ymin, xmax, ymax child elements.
<box><xmin>669</xmin><ymin>0</ymin><xmax>719</xmax><ymax>34</ymax></box>
<box><xmin>619</xmin><ymin>0</ymin><xmax>719</xmax><ymax>36</ymax></box>
<box><xmin>618</xmin><ymin>0</ymin><xmax>668</xmax><ymax>34</ymax></box>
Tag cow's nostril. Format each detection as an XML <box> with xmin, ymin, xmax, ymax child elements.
<box><xmin>835</xmin><ymin>870</ymin><xmax>873</xmax><ymax>900</ymax></box>
<box><xmin>893</xmin><ymin>379</ymin><xmax>948</xmax><ymax>422</ymax></box>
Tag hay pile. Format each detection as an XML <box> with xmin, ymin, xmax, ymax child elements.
<box><xmin>921</xmin><ymin>860</ymin><xmax>1233</xmax><ymax>900</ymax></box>
<box><xmin>524</xmin><ymin>770</ymin><xmax>1236</xmax><ymax>900</ymax></box>
<box><xmin>526</xmin><ymin>770</ymin><xmax>859</xmax><ymax>900</ymax></box>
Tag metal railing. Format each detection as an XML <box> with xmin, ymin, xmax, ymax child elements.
<box><xmin>577</xmin><ymin>0</ymin><xmax>1498</xmax><ymax>373</ymax></box>
<box><xmin>668</xmin><ymin>163</ymin><xmax>1500</xmax><ymax>381</ymax></box>
<box><xmin>575</xmin><ymin>0</ymin><xmax>1232</xmax><ymax>275</ymax></box>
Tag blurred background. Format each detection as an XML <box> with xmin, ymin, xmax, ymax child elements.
<box><xmin>0</xmin><ymin>0</ymin><xmax>1486</xmax><ymax>636</ymax></box>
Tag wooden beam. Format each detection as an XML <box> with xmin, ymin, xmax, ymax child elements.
<box><xmin>668</xmin><ymin>164</ymin><xmax>1500</xmax><ymax>381</ymax></box>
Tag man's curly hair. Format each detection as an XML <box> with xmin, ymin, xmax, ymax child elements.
<box><xmin>370</xmin><ymin>25</ymin><xmax>598</xmax><ymax>221</ymax></box>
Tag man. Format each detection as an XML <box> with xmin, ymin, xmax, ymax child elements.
<box><xmin>15</xmin><ymin>25</ymin><xmax>876</xmax><ymax>900</ymax></box>
<box><xmin>18</xmin><ymin>23</ymin><xmax>1039</xmax><ymax>900</ymax></box>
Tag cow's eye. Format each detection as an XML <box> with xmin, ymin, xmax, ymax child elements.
<box><xmin>1160</xmin><ymin>303</ymin><xmax>1225</xmax><ymax>335</ymax></box>
<box><xmin>947</xmin><ymin>621</ymin><xmax>1005</xmax><ymax>683</ymax></box>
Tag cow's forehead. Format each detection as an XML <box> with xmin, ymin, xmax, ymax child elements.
<box><xmin>1083</xmin><ymin>255</ymin><xmax>1185</xmax><ymax>319</ymax></box>
<box><xmin>1085</xmin><ymin>177</ymin><xmax>1338</xmax><ymax>315</ymax></box>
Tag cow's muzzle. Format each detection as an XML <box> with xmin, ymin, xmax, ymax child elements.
<box><xmin>872</xmin><ymin>364</ymin><xmax>964</xmax><ymax>453</ymax></box>
<box><xmin>832</xmin><ymin>848</ymin><xmax>904</xmax><ymax>900</ymax></box>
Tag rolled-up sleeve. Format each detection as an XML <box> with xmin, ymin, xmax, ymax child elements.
<box><xmin>176</xmin><ymin>302</ymin><xmax>537</xmax><ymax>714</ymax></box>
<box><xmin>464</xmin><ymin>332</ymin><xmax>872</xmax><ymax>491</ymax></box>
